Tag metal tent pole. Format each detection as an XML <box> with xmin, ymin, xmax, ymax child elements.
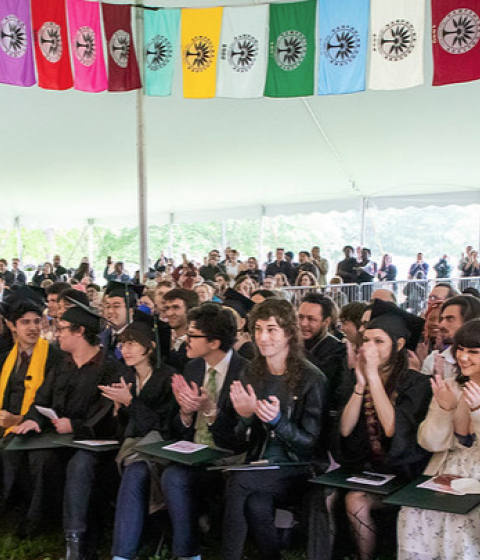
<box><xmin>87</xmin><ymin>219</ymin><xmax>95</xmax><ymax>268</ymax></box>
<box><xmin>136</xmin><ymin>1</ymin><xmax>148</xmax><ymax>276</ymax></box>
<box><xmin>360</xmin><ymin>197</ymin><xmax>368</xmax><ymax>247</ymax></box>
<box><xmin>259</xmin><ymin>206</ymin><xmax>266</xmax><ymax>263</ymax></box>
<box><xmin>14</xmin><ymin>217</ymin><xmax>23</xmax><ymax>262</ymax></box>
<box><xmin>169</xmin><ymin>213</ymin><xmax>174</xmax><ymax>259</ymax></box>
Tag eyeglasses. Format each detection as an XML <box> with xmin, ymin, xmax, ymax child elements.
<box><xmin>186</xmin><ymin>333</ymin><xmax>208</xmax><ymax>340</ymax></box>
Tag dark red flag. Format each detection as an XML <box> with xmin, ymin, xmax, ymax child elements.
<box><xmin>432</xmin><ymin>0</ymin><xmax>480</xmax><ymax>86</ymax></box>
<box><xmin>102</xmin><ymin>3</ymin><xmax>141</xmax><ymax>92</ymax></box>
<box><xmin>31</xmin><ymin>0</ymin><xmax>73</xmax><ymax>90</ymax></box>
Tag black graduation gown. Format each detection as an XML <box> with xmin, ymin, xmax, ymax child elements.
<box><xmin>340</xmin><ymin>369</ymin><xmax>433</xmax><ymax>480</ymax></box>
<box><xmin>116</xmin><ymin>364</ymin><xmax>177</xmax><ymax>442</ymax></box>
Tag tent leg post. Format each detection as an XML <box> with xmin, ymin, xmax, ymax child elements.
<box><xmin>136</xmin><ymin>0</ymin><xmax>148</xmax><ymax>276</ymax></box>
<box><xmin>360</xmin><ymin>197</ymin><xmax>368</xmax><ymax>247</ymax></box>
<box><xmin>14</xmin><ymin>217</ymin><xmax>23</xmax><ymax>262</ymax></box>
<box><xmin>168</xmin><ymin>213</ymin><xmax>174</xmax><ymax>259</ymax></box>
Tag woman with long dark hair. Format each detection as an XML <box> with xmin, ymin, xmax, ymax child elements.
<box><xmin>398</xmin><ymin>319</ymin><xmax>480</xmax><ymax>559</ymax></box>
<box><xmin>340</xmin><ymin>300</ymin><xmax>432</xmax><ymax>560</ymax></box>
<box><xmin>221</xmin><ymin>298</ymin><xmax>328</xmax><ymax>560</ymax></box>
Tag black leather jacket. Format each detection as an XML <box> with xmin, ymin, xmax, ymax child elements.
<box><xmin>236</xmin><ymin>360</ymin><xmax>329</xmax><ymax>470</ymax></box>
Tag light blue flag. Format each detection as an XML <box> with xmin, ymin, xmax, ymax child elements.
<box><xmin>317</xmin><ymin>0</ymin><xmax>369</xmax><ymax>95</ymax></box>
<box><xmin>144</xmin><ymin>9</ymin><xmax>180</xmax><ymax>96</ymax></box>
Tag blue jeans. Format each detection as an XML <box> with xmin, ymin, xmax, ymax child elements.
<box><xmin>63</xmin><ymin>449</ymin><xmax>101</xmax><ymax>533</ymax></box>
<box><xmin>112</xmin><ymin>461</ymin><xmax>150</xmax><ymax>560</ymax></box>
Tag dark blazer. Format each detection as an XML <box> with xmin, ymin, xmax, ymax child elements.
<box><xmin>171</xmin><ymin>350</ymin><xmax>248</xmax><ymax>453</ymax></box>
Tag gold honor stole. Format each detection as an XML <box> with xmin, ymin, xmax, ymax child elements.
<box><xmin>0</xmin><ymin>338</ymin><xmax>49</xmax><ymax>436</ymax></box>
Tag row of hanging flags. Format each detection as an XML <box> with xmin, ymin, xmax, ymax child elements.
<box><xmin>2</xmin><ymin>0</ymin><xmax>480</xmax><ymax>97</ymax></box>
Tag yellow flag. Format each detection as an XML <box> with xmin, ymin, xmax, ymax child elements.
<box><xmin>181</xmin><ymin>7</ymin><xmax>223</xmax><ymax>98</ymax></box>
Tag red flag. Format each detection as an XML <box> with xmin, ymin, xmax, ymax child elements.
<box><xmin>31</xmin><ymin>0</ymin><xmax>73</xmax><ymax>90</ymax></box>
<box><xmin>102</xmin><ymin>3</ymin><xmax>141</xmax><ymax>92</ymax></box>
<box><xmin>432</xmin><ymin>0</ymin><xmax>480</xmax><ymax>86</ymax></box>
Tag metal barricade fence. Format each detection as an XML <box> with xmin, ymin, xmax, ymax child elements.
<box><xmin>282</xmin><ymin>277</ymin><xmax>480</xmax><ymax>313</ymax></box>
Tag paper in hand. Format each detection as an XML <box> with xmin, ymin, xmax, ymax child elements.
<box><xmin>35</xmin><ymin>406</ymin><xmax>58</xmax><ymax>420</ymax></box>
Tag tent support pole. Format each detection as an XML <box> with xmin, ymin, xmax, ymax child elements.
<box><xmin>67</xmin><ymin>226</ymin><xmax>87</xmax><ymax>266</ymax></box>
<box><xmin>87</xmin><ymin>219</ymin><xmax>94</xmax><ymax>269</ymax></box>
<box><xmin>136</xmin><ymin>1</ymin><xmax>148</xmax><ymax>276</ymax></box>
<box><xmin>222</xmin><ymin>221</ymin><xmax>227</xmax><ymax>252</ymax></box>
<box><xmin>360</xmin><ymin>197</ymin><xmax>368</xmax><ymax>246</ymax></box>
<box><xmin>259</xmin><ymin>206</ymin><xmax>266</xmax><ymax>263</ymax></box>
<box><xmin>169</xmin><ymin>213</ymin><xmax>174</xmax><ymax>258</ymax></box>
<box><xmin>14</xmin><ymin>217</ymin><xmax>23</xmax><ymax>262</ymax></box>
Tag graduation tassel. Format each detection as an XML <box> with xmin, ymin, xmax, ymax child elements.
<box><xmin>153</xmin><ymin>315</ymin><xmax>162</xmax><ymax>365</ymax></box>
<box><xmin>125</xmin><ymin>284</ymin><xmax>130</xmax><ymax>324</ymax></box>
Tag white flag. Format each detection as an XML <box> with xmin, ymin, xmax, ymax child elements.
<box><xmin>369</xmin><ymin>0</ymin><xmax>425</xmax><ymax>90</ymax></box>
<box><xmin>217</xmin><ymin>5</ymin><xmax>269</xmax><ymax>99</ymax></box>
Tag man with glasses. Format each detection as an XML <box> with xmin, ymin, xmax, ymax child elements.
<box><xmin>101</xmin><ymin>282</ymin><xmax>137</xmax><ymax>361</ymax></box>
<box><xmin>161</xmin><ymin>303</ymin><xmax>247</xmax><ymax>560</ymax></box>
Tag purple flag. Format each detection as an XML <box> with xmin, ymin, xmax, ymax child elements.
<box><xmin>0</xmin><ymin>0</ymin><xmax>36</xmax><ymax>86</ymax></box>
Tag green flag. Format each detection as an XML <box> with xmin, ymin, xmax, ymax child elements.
<box><xmin>265</xmin><ymin>0</ymin><xmax>317</xmax><ymax>98</ymax></box>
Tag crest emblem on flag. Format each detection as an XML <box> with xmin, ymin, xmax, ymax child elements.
<box><xmin>438</xmin><ymin>9</ymin><xmax>480</xmax><ymax>54</ymax></box>
<box><xmin>39</xmin><ymin>22</ymin><xmax>62</xmax><ymax>62</ymax></box>
<box><xmin>74</xmin><ymin>26</ymin><xmax>95</xmax><ymax>66</ymax></box>
<box><xmin>376</xmin><ymin>20</ymin><xmax>416</xmax><ymax>61</ymax></box>
<box><xmin>223</xmin><ymin>34</ymin><xmax>259</xmax><ymax>73</ymax></box>
<box><xmin>324</xmin><ymin>26</ymin><xmax>360</xmax><ymax>66</ymax></box>
<box><xmin>146</xmin><ymin>35</ymin><xmax>172</xmax><ymax>71</ymax></box>
<box><xmin>274</xmin><ymin>30</ymin><xmax>307</xmax><ymax>71</ymax></box>
<box><xmin>1</xmin><ymin>15</ymin><xmax>27</xmax><ymax>58</ymax></box>
<box><xmin>109</xmin><ymin>29</ymin><xmax>130</xmax><ymax>68</ymax></box>
<box><xmin>184</xmin><ymin>36</ymin><xmax>214</xmax><ymax>72</ymax></box>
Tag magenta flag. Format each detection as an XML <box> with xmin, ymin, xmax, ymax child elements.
<box><xmin>67</xmin><ymin>0</ymin><xmax>107</xmax><ymax>92</ymax></box>
<box><xmin>0</xmin><ymin>0</ymin><xmax>36</xmax><ymax>86</ymax></box>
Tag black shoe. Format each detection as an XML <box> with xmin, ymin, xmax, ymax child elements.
<box><xmin>65</xmin><ymin>532</ymin><xmax>86</xmax><ymax>560</ymax></box>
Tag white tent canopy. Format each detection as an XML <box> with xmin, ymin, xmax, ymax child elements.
<box><xmin>2</xmin><ymin>0</ymin><xmax>480</xmax><ymax>230</ymax></box>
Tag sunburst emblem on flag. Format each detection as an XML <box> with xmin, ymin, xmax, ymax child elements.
<box><xmin>228</xmin><ymin>34</ymin><xmax>259</xmax><ymax>73</ymax></box>
<box><xmin>324</xmin><ymin>25</ymin><xmax>360</xmax><ymax>66</ymax></box>
<box><xmin>110</xmin><ymin>29</ymin><xmax>130</xmax><ymax>68</ymax></box>
<box><xmin>274</xmin><ymin>30</ymin><xmax>307</xmax><ymax>71</ymax></box>
<box><xmin>378</xmin><ymin>20</ymin><xmax>416</xmax><ymax>61</ymax></box>
<box><xmin>1</xmin><ymin>15</ymin><xmax>27</xmax><ymax>58</ymax></box>
<box><xmin>146</xmin><ymin>35</ymin><xmax>172</xmax><ymax>71</ymax></box>
<box><xmin>39</xmin><ymin>21</ymin><xmax>63</xmax><ymax>63</ymax></box>
<box><xmin>74</xmin><ymin>27</ymin><xmax>96</xmax><ymax>67</ymax></box>
<box><xmin>184</xmin><ymin>36</ymin><xmax>214</xmax><ymax>72</ymax></box>
<box><xmin>438</xmin><ymin>9</ymin><xmax>480</xmax><ymax>54</ymax></box>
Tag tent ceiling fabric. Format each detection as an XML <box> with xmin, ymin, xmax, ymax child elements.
<box><xmin>2</xmin><ymin>0</ymin><xmax>480</xmax><ymax>229</ymax></box>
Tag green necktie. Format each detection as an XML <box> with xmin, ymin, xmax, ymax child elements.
<box><xmin>194</xmin><ymin>368</ymin><xmax>217</xmax><ymax>447</ymax></box>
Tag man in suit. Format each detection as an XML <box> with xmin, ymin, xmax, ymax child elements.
<box><xmin>160</xmin><ymin>304</ymin><xmax>247</xmax><ymax>560</ymax></box>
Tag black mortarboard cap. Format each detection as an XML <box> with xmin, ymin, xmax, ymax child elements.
<box><xmin>367</xmin><ymin>299</ymin><xmax>425</xmax><ymax>351</ymax></box>
<box><xmin>0</xmin><ymin>285</ymin><xmax>46</xmax><ymax>320</ymax></box>
<box><xmin>223</xmin><ymin>288</ymin><xmax>255</xmax><ymax>314</ymax></box>
<box><xmin>131</xmin><ymin>284</ymin><xmax>146</xmax><ymax>298</ymax></box>
<box><xmin>105</xmin><ymin>281</ymin><xmax>137</xmax><ymax>307</ymax></box>
<box><xmin>62</xmin><ymin>298</ymin><xmax>102</xmax><ymax>332</ymax></box>
<box><xmin>122</xmin><ymin>310</ymin><xmax>155</xmax><ymax>342</ymax></box>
